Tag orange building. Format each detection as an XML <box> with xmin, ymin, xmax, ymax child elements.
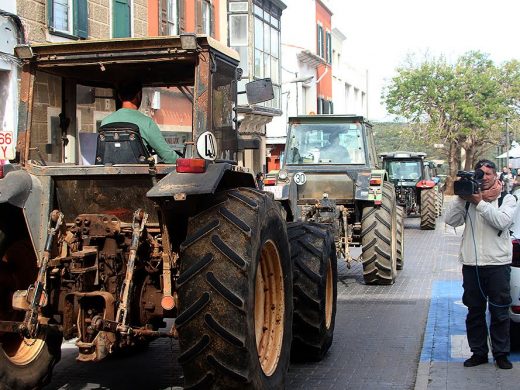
<box><xmin>315</xmin><ymin>0</ymin><xmax>333</xmax><ymax>114</ymax></box>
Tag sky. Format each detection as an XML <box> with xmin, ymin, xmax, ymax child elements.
<box><xmin>328</xmin><ymin>0</ymin><xmax>520</xmax><ymax>121</ymax></box>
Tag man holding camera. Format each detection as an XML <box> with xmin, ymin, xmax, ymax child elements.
<box><xmin>445</xmin><ymin>159</ymin><xmax>516</xmax><ymax>369</ymax></box>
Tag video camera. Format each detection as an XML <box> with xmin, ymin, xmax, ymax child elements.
<box><xmin>453</xmin><ymin>169</ymin><xmax>484</xmax><ymax>196</ymax></box>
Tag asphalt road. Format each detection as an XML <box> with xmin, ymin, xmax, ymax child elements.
<box><xmin>44</xmin><ymin>214</ymin><xmax>455</xmax><ymax>390</ymax></box>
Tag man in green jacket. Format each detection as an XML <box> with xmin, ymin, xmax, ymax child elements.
<box><xmin>101</xmin><ymin>82</ymin><xmax>179</xmax><ymax>164</ymax></box>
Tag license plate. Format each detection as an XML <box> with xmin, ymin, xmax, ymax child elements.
<box><xmin>0</xmin><ymin>131</ymin><xmax>15</xmax><ymax>160</ymax></box>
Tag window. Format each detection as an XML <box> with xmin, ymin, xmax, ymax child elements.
<box><xmin>47</xmin><ymin>0</ymin><xmax>88</xmax><ymax>39</ymax></box>
<box><xmin>252</xmin><ymin>1</ymin><xmax>282</xmax><ymax>109</ymax></box>
<box><xmin>317</xmin><ymin>24</ymin><xmax>324</xmax><ymax>58</ymax></box>
<box><xmin>167</xmin><ymin>0</ymin><xmax>178</xmax><ymax>35</ymax></box>
<box><xmin>229</xmin><ymin>10</ymin><xmax>249</xmax><ymax>76</ymax></box>
<box><xmin>228</xmin><ymin>0</ymin><xmax>282</xmax><ymax>109</ymax></box>
<box><xmin>201</xmin><ymin>0</ymin><xmax>213</xmax><ymax>35</ymax></box>
<box><xmin>326</xmin><ymin>31</ymin><xmax>332</xmax><ymax>64</ymax></box>
<box><xmin>285</xmin><ymin>122</ymin><xmax>366</xmax><ymax>165</ymax></box>
<box><xmin>113</xmin><ymin>0</ymin><xmax>131</xmax><ymax>38</ymax></box>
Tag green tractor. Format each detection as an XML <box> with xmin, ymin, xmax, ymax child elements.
<box><xmin>380</xmin><ymin>152</ymin><xmax>444</xmax><ymax>230</ymax></box>
<box><xmin>266</xmin><ymin>115</ymin><xmax>404</xmax><ymax>284</ymax></box>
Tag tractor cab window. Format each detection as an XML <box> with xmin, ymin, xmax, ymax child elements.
<box><xmin>387</xmin><ymin>160</ymin><xmax>422</xmax><ymax>181</ymax></box>
<box><xmin>28</xmin><ymin>70</ymin><xmax>194</xmax><ymax>165</ymax></box>
<box><xmin>285</xmin><ymin>122</ymin><xmax>365</xmax><ymax>165</ymax></box>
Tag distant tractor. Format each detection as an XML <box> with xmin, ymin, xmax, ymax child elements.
<box><xmin>266</xmin><ymin>115</ymin><xmax>404</xmax><ymax>285</ymax></box>
<box><xmin>380</xmin><ymin>152</ymin><xmax>443</xmax><ymax>230</ymax></box>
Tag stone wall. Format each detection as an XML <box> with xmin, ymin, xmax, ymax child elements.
<box><xmin>17</xmin><ymin>0</ymin><xmax>149</xmax><ymax>43</ymax></box>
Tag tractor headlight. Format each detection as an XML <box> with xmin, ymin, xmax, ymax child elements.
<box><xmin>278</xmin><ymin>169</ymin><xmax>288</xmax><ymax>181</ymax></box>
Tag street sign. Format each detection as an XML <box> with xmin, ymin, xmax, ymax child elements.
<box><xmin>0</xmin><ymin>131</ymin><xmax>15</xmax><ymax>160</ymax></box>
<box><xmin>196</xmin><ymin>131</ymin><xmax>217</xmax><ymax>161</ymax></box>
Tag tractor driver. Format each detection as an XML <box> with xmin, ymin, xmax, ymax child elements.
<box><xmin>101</xmin><ymin>81</ymin><xmax>179</xmax><ymax>164</ymax></box>
<box><xmin>320</xmin><ymin>131</ymin><xmax>350</xmax><ymax>163</ymax></box>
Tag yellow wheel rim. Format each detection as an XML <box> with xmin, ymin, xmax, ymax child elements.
<box><xmin>255</xmin><ymin>239</ymin><xmax>285</xmax><ymax>377</ymax></box>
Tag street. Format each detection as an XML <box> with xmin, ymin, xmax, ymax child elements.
<box><xmin>45</xmin><ymin>203</ymin><xmax>520</xmax><ymax>389</ymax></box>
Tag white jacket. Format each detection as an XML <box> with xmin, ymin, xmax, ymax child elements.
<box><xmin>445</xmin><ymin>195</ymin><xmax>517</xmax><ymax>266</ymax></box>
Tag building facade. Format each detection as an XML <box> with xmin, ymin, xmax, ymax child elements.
<box><xmin>7</xmin><ymin>0</ymin><xmax>284</xmax><ymax>172</ymax></box>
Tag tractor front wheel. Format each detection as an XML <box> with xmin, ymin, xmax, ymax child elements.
<box><xmin>361</xmin><ymin>182</ymin><xmax>398</xmax><ymax>285</ymax></box>
<box><xmin>420</xmin><ymin>189</ymin><xmax>437</xmax><ymax>230</ymax></box>
<box><xmin>396</xmin><ymin>206</ymin><xmax>405</xmax><ymax>270</ymax></box>
<box><xmin>287</xmin><ymin>222</ymin><xmax>337</xmax><ymax>362</ymax></box>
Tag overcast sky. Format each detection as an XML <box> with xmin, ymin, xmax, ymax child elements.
<box><xmin>328</xmin><ymin>0</ymin><xmax>520</xmax><ymax>121</ymax></box>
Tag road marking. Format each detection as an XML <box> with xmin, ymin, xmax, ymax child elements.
<box><xmin>421</xmin><ymin>280</ymin><xmax>520</xmax><ymax>362</ymax></box>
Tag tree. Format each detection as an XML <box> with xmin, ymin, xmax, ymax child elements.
<box><xmin>383</xmin><ymin>51</ymin><xmax>520</xmax><ymax>193</ymax></box>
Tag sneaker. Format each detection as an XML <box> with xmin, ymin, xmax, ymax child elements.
<box><xmin>464</xmin><ymin>354</ymin><xmax>488</xmax><ymax>367</ymax></box>
<box><xmin>495</xmin><ymin>356</ymin><xmax>513</xmax><ymax>369</ymax></box>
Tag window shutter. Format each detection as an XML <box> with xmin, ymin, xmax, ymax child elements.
<box><xmin>178</xmin><ymin>0</ymin><xmax>185</xmax><ymax>33</ymax></box>
<box><xmin>47</xmin><ymin>0</ymin><xmax>54</xmax><ymax>30</ymax></box>
<box><xmin>113</xmin><ymin>0</ymin><xmax>131</xmax><ymax>38</ymax></box>
<box><xmin>195</xmin><ymin>0</ymin><xmax>203</xmax><ymax>34</ymax></box>
<box><xmin>316</xmin><ymin>24</ymin><xmax>319</xmax><ymax>55</ymax></box>
<box><xmin>210</xmin><ymin>3</ymin><xmax>215</xmax><ymax>37</ymax></box>
<box><xmin>160</xmin><ymin>0</ymin><xmax>168</xmax><ymax>35</ymax></box>
<box><xmin>73</xmin><ymin>0</ymin><xmax>89</xmax><ymax>38</ymax></box>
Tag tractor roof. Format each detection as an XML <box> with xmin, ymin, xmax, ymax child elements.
<box><xmin>17</xmin><ymin>35</ymin><xmax>239</xmax><ymax>89</ymax></box>
<box><xmin>379</xmin><ymin>151</ymin><xmax>427</xmax><ymax>159</ymax></box>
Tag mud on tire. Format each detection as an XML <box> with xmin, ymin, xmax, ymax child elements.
<box><xmin>287</xmin><ymin>222</ymin><xmax>337</xmax><ymax>362</ymax></box>
<box><xmin>361</xmin><ymin>182</ymin><xmax>397</xmax><ymax>285</ymax></box>
<box><xmin>0</xmin><ymin>236</ymin><xmax>62</xmax><ymax>390</ymax></box>
<box><xmin>176</xmin><ymin>188</ymin><xmax>293</xmax><ymax>389</ymax></box>
<box><xmin>420</xmin><ymin>188</ymin><xmax>437</xmax><ymax>230</ymax></box>
<box><xmin>396</xmin><ymin>206</ymin><xmax>405</xmax><ymax>270</ymax></box>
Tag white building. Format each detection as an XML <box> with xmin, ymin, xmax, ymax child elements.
<box><xmin>331</xmin><ymin>27</ymin><xmax>367</xmax><ymax>116</ymax></box>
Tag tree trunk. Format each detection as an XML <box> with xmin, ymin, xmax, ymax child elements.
<box><xmin>463</xmin><ymin>145</ymin><xmax>477</xmax><ymax>171</ymax></box>
<box><xmin>445</xmin><ymin>140</ymin><xmax>461</xmax><ymax>195</ymax></box>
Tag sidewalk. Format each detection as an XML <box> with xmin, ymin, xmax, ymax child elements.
<box><xmin>415</xmin><ymin>200</ymin><xmax>520</xmax><ymax>390</ymax></box>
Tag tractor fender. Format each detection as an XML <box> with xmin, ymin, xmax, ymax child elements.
<box><xmin>0</xmin><ymin>169</ymin><xmax>46</xmax><ymax>260</ymax></box>
<box><xmin>270</xmin><ymin>180</ymin><xmax>298</xmax><ymax>221</ymax></box>
<box><xmin>355</xmin><ymin>169</ymin><xmax>388</xmax><ymax>201</ymax></box>
<box><xmin>146</xmin><ymin>162</ymin><xmax>255</xmax><ymax>199</ymax></box>
<box><xmin>416</xmin><ymin>179</ymin><xmax>436</xmax><ymax>189</ymax></box>
<box><xmin>0</xmin><ymin>169</ymin><xmax>33</xmax><ymax>207</ymax></box>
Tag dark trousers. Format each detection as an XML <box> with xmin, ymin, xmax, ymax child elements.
<box><xmin>462</xmin><ymin>264</ymin><xmax>511</xmax><ymax>358</ymax></box>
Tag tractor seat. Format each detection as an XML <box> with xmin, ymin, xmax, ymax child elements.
<box><xmin>96</xmin><ymin>122</ymin><xmax>151</xmax><ymax>165</ymax></box>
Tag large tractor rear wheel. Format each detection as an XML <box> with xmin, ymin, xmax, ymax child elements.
<box><xmin>361</xmin><ymin>182</ymin><xmax>398</xmax><ymax>285</ymax></box>
<box><xmin>420</xmin><ymin>188</ymin><xmax>437</xmax><ymax>230</ymax></box>
<box><xmin>0</xmin><ymin>237</ymin><xmax>62</xmax><ymax>390</ymax></box>
<box><xmin>396</xmin><ymin>206</ymin><xmax>405</xmax><ymax>270</ymax></box>
<box><xmin>287</xmin><ymin>222</ymin><xmax>337</xmax><ymax>362</ymax></box>
<box><xmin>176</xmin><ymin>188</ymin><xmax>293</xmax><ymax>389</ymax></box>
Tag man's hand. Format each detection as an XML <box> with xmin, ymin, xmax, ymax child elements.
<box><xmin>460</xmin><ymin>191</ymin><xmax>482</xmax><ymax>205</ymax></box>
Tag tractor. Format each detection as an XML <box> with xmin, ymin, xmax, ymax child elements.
<box><xmin>266</xmin><ymin>115</ymin><xmax>404</xmax><ymax>283</ymax></box>
<box><xmin>380</xmin><ymin>151</ymin><xmax>444</xmax><ymax>230</ymax></box>
<box><xmin>0</xmin><ymin>35</ymin><xmax>336</xmax><ymax>389</ymax></box>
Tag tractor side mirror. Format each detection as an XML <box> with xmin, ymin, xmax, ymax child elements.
<box><xmin>245</xmin><ymin>78</ymin><xmax>274</xmax><ymax>105</ymax></box>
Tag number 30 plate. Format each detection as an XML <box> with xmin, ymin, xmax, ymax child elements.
<box><xmin>294</xmin><ymin>172</ymin><xmax>306</xmax><ymax>185</ymax></box>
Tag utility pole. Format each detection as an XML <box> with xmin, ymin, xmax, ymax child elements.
<box><xmin>506</xmin><ymin>116</ymin><xmax>510</xmax><ymax>166</ymax></box>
